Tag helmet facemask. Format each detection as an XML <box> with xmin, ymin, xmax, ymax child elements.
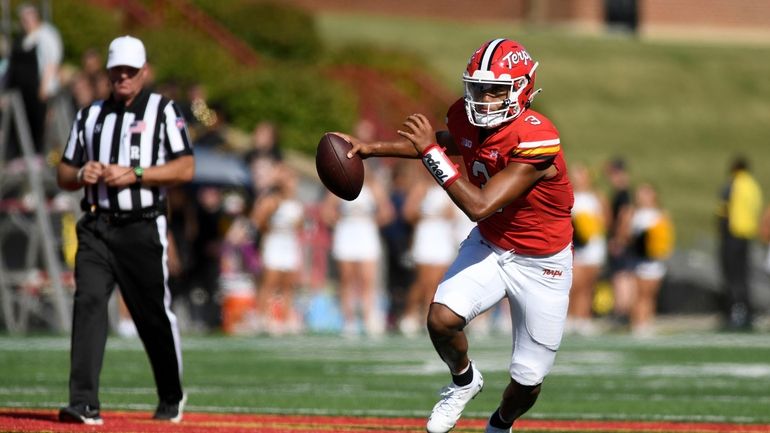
<box><xmin>463</xmin><ymin>62</ymin><xmax>539</xmax><ymax>129</ymax></box>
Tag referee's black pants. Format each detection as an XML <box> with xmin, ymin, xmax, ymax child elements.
<box><xmin>68</xmin><ymin>213</ymin><xmax>184</xmax><ymax>409</ymax></box>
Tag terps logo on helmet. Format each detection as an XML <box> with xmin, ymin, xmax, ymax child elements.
<box><xmin>500</xmin><ymin>49</ymin><xmax>532</xmax><ymax>68</ymax></box>
<box><xmin>462</xmin><ymin>38</ymin><xmax>541</xmax><ymax>129</ymax></box>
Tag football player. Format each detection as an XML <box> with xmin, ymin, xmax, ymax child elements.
<box><xmin>342</xmin><ymin>38</ymin><xmax>573</xmax><ymax>433</ymax></box>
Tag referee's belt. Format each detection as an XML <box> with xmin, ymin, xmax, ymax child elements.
<box><xmin>82</xmin><ymin>203</ymin><xmax>166</xmax><ymax>223</ymax></box>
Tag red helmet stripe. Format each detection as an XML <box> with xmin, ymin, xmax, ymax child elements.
<box><xmin>480</xmin><ymin>38</ymin><xmax>506</xmax><ymax>71</ymax></box>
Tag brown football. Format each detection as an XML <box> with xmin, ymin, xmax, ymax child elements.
<box><xmin>315</xmin><ymin>133</ymin><xmax>364</xmax><ymax>201</ymax></box>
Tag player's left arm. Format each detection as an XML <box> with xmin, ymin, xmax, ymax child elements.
<box><xmin>448</xmin><ymin>162</ymin><xmax>555</xmax><ymax>221</ymax></box>
<box><xmin>399</xmin><ymin>113</ymin><xmax>555</xmax><ymax>222</ymax></box>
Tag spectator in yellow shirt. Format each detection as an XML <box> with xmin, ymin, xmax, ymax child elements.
<box><xmin>717</xmin><ymin>156</ymin><xmax>763</xmax><ymax>331</ymax></box>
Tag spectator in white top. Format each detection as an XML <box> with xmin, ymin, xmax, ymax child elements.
<box><xmin>18</xmin><ymin>3</ymin><xmax>63</xmax><ymax>100</ymax></box>
<box><xmin>4</xmin><ymin>2</ymin><xmax>62</xmax><ymax>155</ymax></box>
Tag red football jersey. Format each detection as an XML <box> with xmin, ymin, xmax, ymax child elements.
<box><xmin>446</xmin><ymin>98</ymin><xmax>574</xmax><ymax>255</ymax></box>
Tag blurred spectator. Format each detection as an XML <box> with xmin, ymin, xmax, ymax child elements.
<box><xmin>567</xmin><ymin>163</ymin><xmax>608</xmax><ymax>336</ymax></box>
<box><xmin>4</xmin><ymin>2</ymin><xmax>62</xmax><ymax>156</ymax></box>
<box><xmin>245</xmin><ymin>121</ymin><xmax>283</xmax><ymax>200</ymax></box>
<box><xmin>166</xmin><ymin>186</ymin><xmax>197</xmax><ymax>303</ymax></box>
<box><xmin>68</xmin><ymin>48</ymin><xmax>110</xmax><ymax>110</ymax></box>
<box><xmin>194</xmin><ymin>103</ymin><xmax>228</xmax><ymax>149</ymax></box>
<box><xmin>80</xmin><ymin>48</ymin><xmax>110</xmax><ymax>101</ymax></box>
<box><xmin>320</xmin><ymin>164</ymin><xmax>394</xmax><ymax>337</ymax></box>
<box><xmin>717</xmin><ymin>156</ymin><xmax>763</xmax><ymax>331</ymax></box>
<box><xmin>379</xmin><ymin>160</ymin><xmax>416</xmax><ymax>331</ymax></box>
<box><xmin>68</xmin><ymin>73</ymin><xmax>94</xmax><ymax>110</ymax></box>
<box><xmin>179</xmin><ymin>83</ymin><xmax>215</xmax><ymax>141</ymax></box>
<box><xmin>626</xmin><ymin>182</ymin><xmax>674</xmax><ymax>337</ymax></box>
<box><xmin>760</xmin><ymin>205</ymin><xmax>770</xmax><ymax>275</ymax></box>
<box><xmin>155</xmin><ymin>79</ymin><xmax>182</xmax><ymax>102</ymax></box>
<box><xmin>187</xmin><ymin>186</ymin><xmax>227</xmax><ymax>330</ymax></box>
<box><xmin>250</xmin><ymin>165</ymin><xmax>304</xmax><ymax>335</ymax></box>
<box><xmin>398</xmin><ymin>170</ymin><xmax>456</xmax><ymax>337</ymax></box>
<box><xmin>603</xmin><ymin>157</ymin><xmax>635</xmax><ymax>326</ymax></box>
<box><xmin>218</xmin><ymin>191</ymin><xmax>260</xmax><ymax>335</ymax></box>
<box><xmin>453</xmin><ymin>203</ymin><xmax>476</xmax><ymax>249</ymax></box>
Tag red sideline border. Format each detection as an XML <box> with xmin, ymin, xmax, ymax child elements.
<box><xmin>2</xmin><ymin>409</ymin><xmax>770</xmax><ymax>432</ymax></box>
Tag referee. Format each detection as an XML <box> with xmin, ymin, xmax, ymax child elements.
<box><xmin>56</xmin><ymin>36</ymin><xmax>193</xmax><ymax>425</ymax></box>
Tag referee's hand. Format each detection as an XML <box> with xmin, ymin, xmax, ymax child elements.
<box><xmin>103</xmin><ymin>164</ymin><xmax>137</xmax><ymax>187</ymax></box>
<box><xmin>79</xmin><ymin>161</ymin><xmax>105</xmax><ymax>186</ymax></box>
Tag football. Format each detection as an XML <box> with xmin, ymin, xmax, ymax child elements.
<box><xmin>315</xmin><ymin>133</ymin><xmax>364</xmax><ymax>201</ymax></box>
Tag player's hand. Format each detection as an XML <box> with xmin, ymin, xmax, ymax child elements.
<box><xmin>79</xmin><ymin>161</ymin><xmax>105</xmax><ymax>186</ymax></box>
<box><xmin>103</xmin><ymin>164</ymin><xmax>136</xmax><ymax>187</ymax></box>
<box><xmin>335</xmin><ymin>132</ymin><xmax>371</xmax><ymax>159</ymax></box>
<box><xmin>398</xmin><ymin>113</ymin><xmax>435</xmax><ymax>154</ymax></box>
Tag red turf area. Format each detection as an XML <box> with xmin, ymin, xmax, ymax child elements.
<box><xmin>2</xmin><ymin>409</ymin><xmax>770</xmax><ymax>433</ymax></box>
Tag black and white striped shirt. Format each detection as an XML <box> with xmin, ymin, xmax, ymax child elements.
<box><xmin>61</xmin><ymin>89</ymin><xmax>193</xmax><ymax>212</ymax></box>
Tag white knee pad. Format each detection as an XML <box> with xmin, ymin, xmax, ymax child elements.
<box><xmin>509</xmin><ymin>328</ymin><xmax>558</xmax><ymax>386</ymax></box>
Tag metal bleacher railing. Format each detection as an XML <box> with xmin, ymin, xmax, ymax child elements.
<box><xmin>0</xmin><ymin>89</ymin><xmax>76</xmax><ymax>334</ymax></box>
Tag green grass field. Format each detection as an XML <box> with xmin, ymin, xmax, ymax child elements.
<box><xmin>2</xmin><ymin>331</ymin><xmax>770</xmax><ymax>425</ymax></box>
<box><xmin>316</xmin><ymin>13</ymin><xmax>770</xmax><ymax>247</ymax></box>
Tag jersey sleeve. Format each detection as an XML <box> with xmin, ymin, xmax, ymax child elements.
<box><xmin>509</xmin><ymin>123</ymin><xmax>561</xmax><ymax>165</ymax></box>
<box><xmin>162</xmin><ymin>100</ymin><xmax>194</xmax><ymax>158</ymax></box>
<box><xmin>60</xmin><ymin>106</ymin><xmax>90</xmax><ymax>167</ymax></box>
<box><xmin>445</xmin><ymin>98</ymin><xmax>466</xmax><ymax>129</ymax></box>
<box><xmin>446</xmin><ymin>98</ymin><xmax>465</xmax><ymax>121</ymax></box>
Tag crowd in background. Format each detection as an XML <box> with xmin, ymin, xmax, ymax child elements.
<box><xmin>2</xmin><ymin>4</ymin><xmax>770</xmax><ymax>339</ymax></box>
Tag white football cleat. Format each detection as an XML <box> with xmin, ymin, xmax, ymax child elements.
<box><xmin>426</xmin><ymin>362</ymin><xmax>483</xmax><ymax>433</ymax></box>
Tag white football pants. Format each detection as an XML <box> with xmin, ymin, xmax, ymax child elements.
<box><xmin>433</xmin><ymin>227</ymin><xmax>573</xmax><ymax>386</ymax></box>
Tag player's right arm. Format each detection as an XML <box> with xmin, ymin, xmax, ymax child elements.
<box><xmin>342</xmin><ymin>133</ymin><xmax>419</xmax><ymax>158</ymax></box>
<box><xmin>338</xmin><ymin>114</ymin><xmax>459</xmax><ymax>159</ymax></box>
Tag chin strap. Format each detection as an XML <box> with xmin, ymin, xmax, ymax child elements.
<box><xmin>527</xmin><ymin>88</ymin><xmax>542</xmax><ymax>106</ymax></box>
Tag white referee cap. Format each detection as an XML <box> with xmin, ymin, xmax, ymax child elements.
<box><xmin>106</xmin><ymin>36</ymin><xmax>146</xmax><ymax>69</ymax></box>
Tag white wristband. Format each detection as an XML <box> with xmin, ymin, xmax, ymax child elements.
<box><xmin>76</xmin><ymin>167</ymin><xmax>85</xmax><ymax>184</ymax></box>
<box><xmin>421</xmin><ymin>144</ymin><xmax>460</xmax><ymax>188</ymax></box>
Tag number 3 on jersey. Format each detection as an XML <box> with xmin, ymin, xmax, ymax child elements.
<box><xmin>471</xmin><ymin>161</ymin><xmax>503</xmax><ymax>213</ymax></box>
<box><xmin>472</xmin><ymin>160</ymin><xmax>491</xmax><ymax>187</ymax></box>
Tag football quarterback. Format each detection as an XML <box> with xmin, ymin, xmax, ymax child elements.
<box><xmin>340</xmin><ymin>38</ymin><xmax>574</xmax><ymax>433</ymax></box>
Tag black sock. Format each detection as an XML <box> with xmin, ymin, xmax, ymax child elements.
<box><xmin>488</xmin><ymin>408</ymin><xmax>514</xmax><ymax>429</ymax></box>
<box><xmin>451</xmin><ymin>362</ymin><xmax>473</xmax><ymax>386</ymax></box>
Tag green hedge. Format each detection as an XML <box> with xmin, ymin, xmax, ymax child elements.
<box><xmin>136</xmin><ymin>27</ymin><xmax>243</xmax><ymax>91</ymax></box>
<box><xmin>216</xmin><ymin>67</ymin><xmax>357</xmax><ymax>154</ymax></box>
<box><xmin>50</xmin><ymin>0</ymin><xmax>123</xmax><ymax>64</ymax></box>
<box><xmin>46</xmin><ymin>2</ymin><xmax>442</xmax><ymax>157</ymax></box>
<box><xmin>192</xmin><ymin>0</ymin><xmax>322</xmax><ymax>61</ymax></box>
